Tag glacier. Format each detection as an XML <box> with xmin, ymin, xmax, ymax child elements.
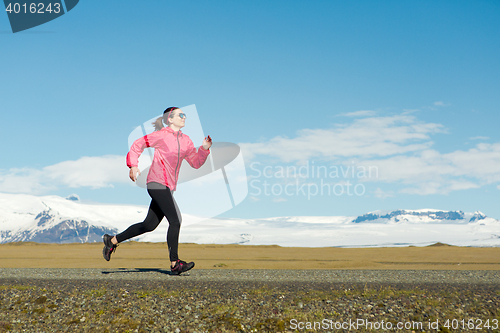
<box><xmin>0</xmin><ymin>192</ymin><xmax>498</xmax><ymax>247</ymax></box>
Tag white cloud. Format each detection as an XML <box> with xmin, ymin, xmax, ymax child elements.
<box><xmin>240</xmin><ymin>114</ymin><xmax>445</xmax><ymax>163</ymax></box>
<box><xmin>240</xmin><ymin>113</ymin><xmax>500</xmax><ymax>195</ymax></box>
<box><xmin>44</xmin><ymin>155</ymin><xmax>128</xmax><ymax>188</ymax></box>
<box><xmin>434</xmin><ymin>101</ymin><xmax>450</xmax><ymax>106</ymax></box>
<box><xmin>447</xmin><ymin>180</ymin><xmax>481</xmax><ymax>191</ymax></box>
<box><xmin>0</xmin><ymin>155</ymin><xmax>128</xmax><ymax>194</ymax></box>
<box><xmin>470</xmin><ymin>136</ymin><xmax>489</xmax><ymax>141</ymax></box>
<box><xmin>0</xmin><ymin>168</ymin><xmax>50</xmax><ymax>194</ymax></box>
<box><xmin>446</xmin><ymin>143</ymin><xmax>500</xmax><ymax>182</ymax></box>
<box><xmin>402</xmin><ymin>109</ymin><xmax>420</xmax><ymax>114</ymax></box>
<box><xmin>358</xmin><ymin>143</ymin><xmax>500</xmax><ymax>194</ymax></box>
<box><xmin>400</xmin><ymin>180</ymin><xmax>480</xmax><ymax>195</ymax></box>
<box><xmin>400</xmin><ymin>182</ymin><xmax>443</xmax><ymax>195</ymax></box>
<box><xmin>374</xmin><ymin>188</ymin><xmax>393</xmax><ymax>199</ymax></box>
<box><xmin>340</xmin><ymin>110</ymin><xmax>376</xmax><ymax>117</ymax></box>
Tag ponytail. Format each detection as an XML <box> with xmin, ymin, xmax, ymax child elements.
<box><xmin>153</xmin><ymin>117</ymin><xmax>164</xmax><ymax>131</ymax></box>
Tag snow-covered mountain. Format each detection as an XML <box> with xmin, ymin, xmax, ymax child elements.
<box><xmin>0</xmin><ymin>192</ymin><xmax>499</xmax><ymax>247</ymax></box>
<box><xmin>352</xmin><ymin>209</ymin><xmax>489</xmax><ymax>224</ymax></box>
<box><xmin>0</xmin><ymin>193</ymin><xmax>144</xmax><ymax>244</ymax></box>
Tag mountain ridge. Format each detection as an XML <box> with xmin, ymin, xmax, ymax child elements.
<box><xmin>0</xmin><ymin>192</ymin><xmax>498</xmax><ymax>246</ymax></box>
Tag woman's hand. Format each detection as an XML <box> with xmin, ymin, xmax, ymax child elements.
<box><xmin>202</xmin><ymin>135</ymin><xmax>212</xmax><ymax>150</ymax></box>
<box><xmin>129</xmin><ymin>167</ymin><xmax>141</xmax><ymax>182</ymax></box>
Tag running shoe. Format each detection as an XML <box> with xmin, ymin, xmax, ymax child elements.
<box><xmin>171</xmin><ymin>259</ymin><xmax>195</xmax><ymax>275</ymax></box>
<box><xmin>102</xmin><ymin>234</ymin><xmax>117</xmax><ymax>261</ymax></box>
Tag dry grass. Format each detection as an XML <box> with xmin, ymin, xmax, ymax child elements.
<box><xmin>0</xmin><ymin>242</ymin><xmax>499</xmax><ymax>270</ymax></box>
<box><xmin>2</xmin><ymin>280</ymin><xmax>498</xmax><ymax>332</ymax></box>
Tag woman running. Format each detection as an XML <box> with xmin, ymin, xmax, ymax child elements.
<box><xmin>102</xmin><ymin>106</ymin><xmax>212</xmax><ymax>275</ymax></box>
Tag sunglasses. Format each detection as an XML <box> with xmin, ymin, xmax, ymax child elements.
<box><xmin>177</xmin><ymin>113</ymin><xmax>187</xmax><ymax>119</ymax></box>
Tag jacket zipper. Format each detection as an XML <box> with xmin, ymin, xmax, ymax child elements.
<box><xmin>174</xmin><ymin>131</ymin><xmax>181</xmax><ymax>186</ymax></box>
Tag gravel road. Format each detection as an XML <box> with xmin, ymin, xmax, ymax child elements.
<box><xmin>1</xmin><ymin>268</ymin><xmax>499</xmax><ymax>283</ymax></box>
<box><xmin>0</xmin><ymin>269</ymin><xmax>499</xmax><ymax>332</ymax></box>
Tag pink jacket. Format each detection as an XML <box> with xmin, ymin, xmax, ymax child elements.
<box><xmin>126</xmin><ymin>127</ymin><xmax>210</xmax><ymax>191</ymax></box>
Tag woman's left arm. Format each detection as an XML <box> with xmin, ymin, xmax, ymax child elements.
<box><xmin>184</xmin><ymin>136</ymin><xmax>211</xmax><ymax>169</ymax></box>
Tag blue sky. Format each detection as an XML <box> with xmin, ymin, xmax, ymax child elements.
<box><xmin>1</xmin><ymin>1</ymin><xmax>500</xmax><ymax>220</ymax></box>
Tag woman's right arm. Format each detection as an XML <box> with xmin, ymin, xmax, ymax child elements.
<box><xmin>126</xmin><ymin>131</ymin><xmax>161</xmax><ymax>182</ymax></box>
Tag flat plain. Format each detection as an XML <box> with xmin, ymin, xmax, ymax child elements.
<box><xmin>0</xmin><ymin>242</ymin><xmax>499</xmax><ymax>270</ymax></box>
<box><xmin>1</xmin><ymin>243</ymin><xmax>499</xmax><ymax>332</ymax></box>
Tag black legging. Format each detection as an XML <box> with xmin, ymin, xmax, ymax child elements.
<box><xmin>115</xmin><ymin>182</ymin><xmax>182</xmax><ymax>262</ymax></box>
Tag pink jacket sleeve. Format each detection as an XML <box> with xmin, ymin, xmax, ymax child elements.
<box><xmin>184</xmin><ymin>139</ymin><xmax>210</xmax><ymax>169</ymax></box>
<box><xmin>126</xmin><ymin>131</ymin><xmax>162</xmax><ymax>168</ymax></box>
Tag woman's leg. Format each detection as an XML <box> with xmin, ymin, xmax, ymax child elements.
<box><xmin>115</xmin><ymin>199</ymin><xmax>164</xmax><ymax>243</ymax></box>
<box><xmin>146</xmin><ymin>184</ymin><xmax>182</xmax><ymax>263</ymax></box>
<box><xmin>103</xmin><ymin>196</ymin><xmax>164</xmax><ymax>261</ymax></box>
